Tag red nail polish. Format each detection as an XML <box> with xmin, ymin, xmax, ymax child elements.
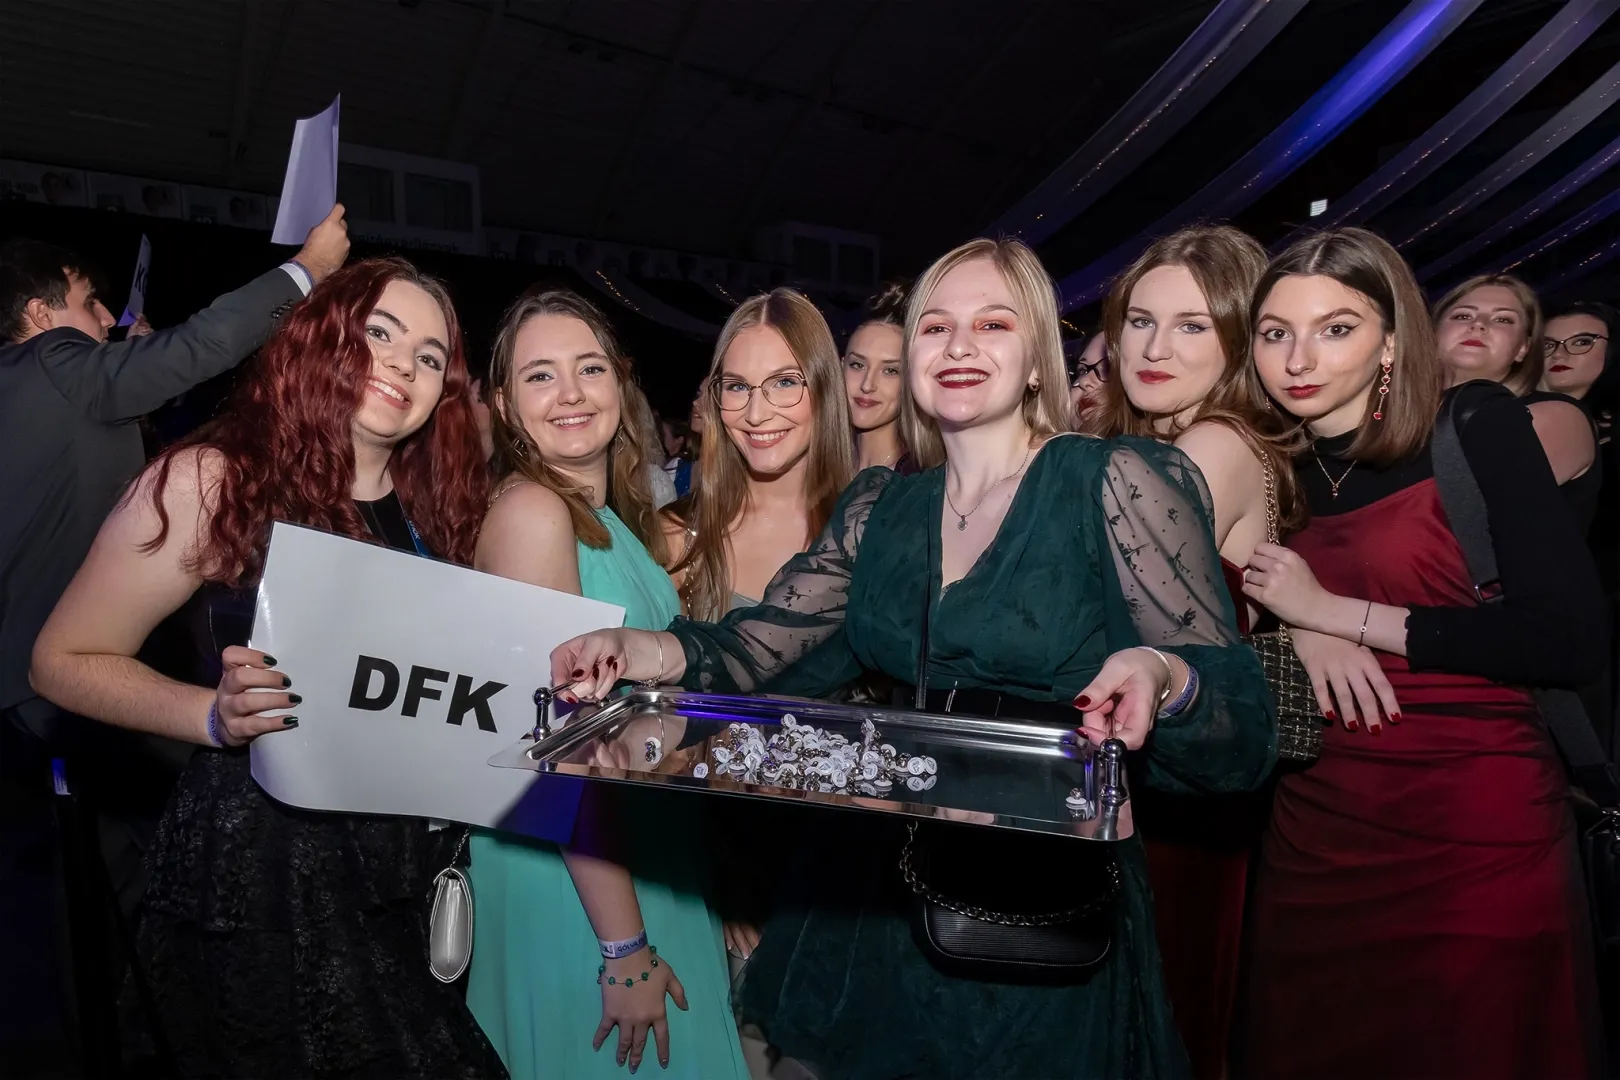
<box><xmin>1073</xmin><ymin>695</ymin><xmax>1091</xmax><ymax>710</ymax></box>
<box><xmin>1325</xmin><ymin>710</ymin><xmax>1337</xmax><ymax>722</ymax></box>
<box><xmin>572</xmin><ymin>669</ymin><xmax>584</xmax><ymax>678</ymax></box>
<box><xmin>1369</xmin><ymin>725</ymin><xmax>1382</xmax><ymax>737</ymax></box>
<box><xmin>1346</xmin><ymin>718</ymin><xmax>1358</xmax><ymax>731</ymax></box>
<box><xmin>1389</xmin><ymin>713</ymin><xmax>1402</xmax><ymax>725</ymax></box>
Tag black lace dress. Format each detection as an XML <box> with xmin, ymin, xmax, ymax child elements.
<box><xmin>132</xmin><ymin>493</ymin><xmax>506</xmax><ymax>1078</ymax></box>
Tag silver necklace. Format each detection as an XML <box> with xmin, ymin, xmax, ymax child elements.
<box><xmin>945</xmin><ymin>445</ymin><xmax>1034</xmax><ymax>531</ymax></box>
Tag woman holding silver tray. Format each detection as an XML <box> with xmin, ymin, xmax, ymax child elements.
<box><xmin>554</xmin><ymin>237</ymin><xmax>1277</xmax><ymax>1080</ymax></box>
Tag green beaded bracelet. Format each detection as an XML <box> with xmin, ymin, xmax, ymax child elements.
<box><xmin>596</xmin><ymin>946</ymin><xmax>660</xmax><ymax>986</ymax></box>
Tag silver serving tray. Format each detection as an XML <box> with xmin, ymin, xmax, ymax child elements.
<box><xmin>488</xmin><ymin>688</ymin><xmax>1131</xmax><ymax>840</ymax></box>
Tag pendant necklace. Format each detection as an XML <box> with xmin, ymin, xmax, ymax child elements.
<box><xmin>945</xmin><ymin>444</ymin><xmax>1034</xmax><ymax>531</ymax></box>
<box><xmin>1315</xmin><ymin>454</ymin><xmax>1356</xmax><ymax>499</ymax></box>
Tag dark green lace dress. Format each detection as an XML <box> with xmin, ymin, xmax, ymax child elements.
<box><xmin>670</xmin><ymin>434</ymin><xmax>1277</xmax><ymax>1080</ymax></box>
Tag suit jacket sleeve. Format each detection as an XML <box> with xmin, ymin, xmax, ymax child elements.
<box><xmin>36</xmin><ymin>266</ymin><xmax>304</xmax><ymax>422</ymax></box>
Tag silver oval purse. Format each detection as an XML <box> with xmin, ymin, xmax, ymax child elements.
<box><xmin>428</xmin><ymin>830</ymin><xmax>474</xmax><ymax>983</ymax></box>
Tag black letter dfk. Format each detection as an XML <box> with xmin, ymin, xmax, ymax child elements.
<box><xmin>348</xmin><ymin>655</ymin><xmax>399</xmax><ymax>710</ymax></box>
<box><xmin>402</xmin><ymin>665</ymin><xmax>450</xmax><ymax>717</ymax></box>
<box><xmin>447</xmin><ymin>674</ymin><xmax>507</xmax><ymax>732</ymax></box>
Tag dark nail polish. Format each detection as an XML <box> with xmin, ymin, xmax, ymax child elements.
<box><xmin>281</xmin><ymin>674</ymin><xmax>292</xmax><ymax>689</ymax></box>
<box><xmin>1389</xmin><ymin>713</ymin><xmax>1402</xmax><ymax>725</ymax></box>
<box><xmin>572</xmin><ymin>669</ymin><xmax>584</xmax><ymax>678</ymax></box>
<box><xmin>1325</xmin><ymin>710</ymin><xmax>1337</xmax><ymax>722</ymax></box>
<box><xmin>288</xmin><ymin>693</ymin><xmax>303</xmax><ymax>705</ymax></box>
<box><xmin>1073</xmin><ymin>695</ymin><xmax>1091</xmax><ymax>710</ymax></box>
<box><xmin>1346</xmin><ymin>719</ymin><xmax>1358</xmax><ymax>731</ymax></box>
<box><xmin>1369</xmin><ymin>725</ymin><xmax>1382</xmax><ymax>737</ymax></box>
<box><xmin>283</xmin><ymin>716</ymin><xmax>299</xmax><ymax>726</ymax></box>
<box><xmin>262</xmin><ymin>655</ymin><xmax>278</xmax><ymax>667</ymax></box>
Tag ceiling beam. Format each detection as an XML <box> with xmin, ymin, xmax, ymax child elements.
<box><xmin>590</xmin><ymin>0</ymin><xmax>709</xmax><ymax>234</ymax></box>
<box><xmin>442</xmin><ymin>0</ymin><xmax>508</xmax><ymax>159</ymax></box>
<box><xmin>729</xmin><ymin>1</ymin><xmax>888</xmax><ymax>251</ymax></box>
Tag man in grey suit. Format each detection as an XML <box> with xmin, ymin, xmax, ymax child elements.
<box><xmin>0</xmin><ymin>205</ymin><xmax>349</xmax><ymax>897</ymax></box>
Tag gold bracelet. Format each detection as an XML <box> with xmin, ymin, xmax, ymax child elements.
<box><xmin>639</xmin><ymin>634</ymin><xmax>665</xmax><ymax>689</ymax></box>
<box><xmin>1134</xmin><ymin>646</ymin><xmax>1177</xmax><ymax>705</ymax></box>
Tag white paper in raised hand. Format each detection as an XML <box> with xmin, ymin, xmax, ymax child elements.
<box><xmin>270</xmin><ymin>95</ymin><xmax>341</xmax><ymax>245</ymax></box>
<box><xmin>117</xmin><ymin>234</ymin><xmax>150</xmax><ymax>327</ymax></box>
<box><xmin>248</xmin><ymin>522</ymin><xmax>625</xmax><ymax>842</ymax></box>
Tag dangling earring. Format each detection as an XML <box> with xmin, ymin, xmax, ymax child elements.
<box><xmin>510</xmin><ymin>433</ymin><xmax>530</xmax><ymax>458</ymax></box>
<box><xmin>1372</xmin><ymin>358</ymin><xmax>1392</xmax><ymax>421</ymax></box>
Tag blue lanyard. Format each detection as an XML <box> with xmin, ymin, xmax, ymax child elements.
<box><xmin>403</xmin><ymin>516</ymin><xmax>430</xmax><ymax>558</ymax></box>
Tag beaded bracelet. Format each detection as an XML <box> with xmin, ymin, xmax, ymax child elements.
<box><xmin>597</xmin><ymin>946</ymin><xmax>660</xmax><ymax>987</ymax></box>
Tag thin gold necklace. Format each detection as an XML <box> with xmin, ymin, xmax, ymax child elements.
<box><xmin>945</xmin><ymin>445</ymin><xmax>1034</xmax><ymax>531</ymax></box>
<box><xmin>1315</xmin><ymin>454</ymin><xmax>1356</xmax><ymax>499</ymax></box>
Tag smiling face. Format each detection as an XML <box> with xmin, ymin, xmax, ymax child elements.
<box><xmin>716</xmin><ymin>324</ymin><xmax>814</xmax><ymax>477</ymax></box>
<box><xmin>1543</xmin><ymin>312</ymin><xmax>1608</xmax><ymax>399</ymax></box>
<box><xmin>504</xmin><ymin>313</ymin><xmax>621</xmax><ymax>471</ymax></box>
<box><xmin>353</xmin><ymin>279</ymin><xmax>450</xmax><ymax>450</ymax></box>
<box><xmin>843</xmin><ymin>321</ymin><xmax>904</xmax><ymax>432</ymax></box>
<box><xmin>1118</xmin><ymin>264</ymin><xmax>1225</xmax><ymax>424</ymax></box>
<box><xmin>909</xmin><ymin>257</ymin><xmax>1035</xmax><ymax>432</ymax></box>
<box><xmin>1253</xmin><ymin>274</ymin><xmax>1392</xmax><ymax>436</ymax></box>
<box><xmin>1437</xmin><ymin>284</ymin><xmax>1530</xmax><ymax>386</ymax></box>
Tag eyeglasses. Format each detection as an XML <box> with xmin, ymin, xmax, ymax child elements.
<box><xmin>711</xmin><ymin>372</ymin><xmax>808</xmax><ymax>412</ymax></box>
<box><xmin>1543</xmin><ymin>333</ymin><xmax>1608</xmax><ymax>356</ymax></box>
<box><xmin>1069</xmin><ymin>359</ymin><xmax>1109</xmax><ymax>387</ymax></box>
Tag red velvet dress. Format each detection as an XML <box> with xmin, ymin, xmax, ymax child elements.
<box><xmin>1245</xmin><ymin>479</ymin><xmax>1600</xmax><ymax>1079</ymax></box>
<box><xmin>1139</xmin><ymin>559</ymin><xmax>1261</xmax><ymax>1080</ymax></box>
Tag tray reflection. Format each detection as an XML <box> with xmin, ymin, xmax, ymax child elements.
<box><xmin>490</xmin><ymin>689</ymin><xmax>1132</xmax><ymax>841</ymax></box>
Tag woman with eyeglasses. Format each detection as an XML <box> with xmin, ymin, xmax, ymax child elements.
<box><xmin>1434</xmin><ymin>274</ymin><xmax>1599</xmax><ymax>533</ymax></box>
<box><xmin>662</xmin><ymin>288</ymin><xmax>854</xmax><ymax>621</ymax></box>
<box><xmin>657</xmin><ymin>290</ymin><xmax>854</xmax><ymax>1068</ymax></box>
<box><xmin>1069</xmin><ymin>330</ymin><xmax>1110</xmax><ymax>422</ymax></box>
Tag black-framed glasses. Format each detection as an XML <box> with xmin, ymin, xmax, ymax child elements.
<box><xmin>711</xmin><ymin>372</ymin><xmax>808</xmax><ymax>412</ymax></box>
<box><xmin>1068</xmin><ymin>358</ymin><xmax>1110</xmax><ymax>387</ymax></box>
<box><xmin>1544</xmin><ymin>333</ymin><xmax>1608</xmax><ymax>356</ymax></box>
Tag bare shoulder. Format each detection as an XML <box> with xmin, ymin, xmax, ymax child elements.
<box><xmin>481</xmin><ymin>479</ymin><xmax>572</xmax><ymax>539</ymax></box>
<box><xmin>1527</xmin><ymin>397</ymin><xmax>1593</xmax><ymax>435</ymax></box>
<box><xmin>1174</xmin><ymin>421</ymin><xmax>1264</xmax><ymax>488</ymax></box>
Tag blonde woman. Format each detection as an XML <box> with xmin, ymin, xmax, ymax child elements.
<box><xmin>1434</xmin><ymin>273</ymin><xmax>1599</xmax><ymax>529</ymax></box>
<box><xmin>553</xmin><ymin>238</ymin><xmax>1274</xmax><ymax>1079</ymax></box>
<box><xmin>663</xmin><ymin>288</ymin><xmax>854</xmax><ymax>619</ymax></box>
<box><xmin>465</xmin><ymin>289</ymin><xmax>747</xmax><ymax>1080</ymax></box>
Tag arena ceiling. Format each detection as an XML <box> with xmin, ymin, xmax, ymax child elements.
<box><xmin>4</xmin><ymin>0</ymin><xmax>1619</xmax><ymax>295</ymax></box>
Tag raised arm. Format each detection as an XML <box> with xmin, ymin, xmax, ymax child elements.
<box><xmin>38</xmin><ymin>207</ymin><xmax>348</xmax><ymax>421</ymax></box>
<box><xmin>1096</xmin><ymin>439</ymin><xmax>1277</xmax><ymax>794</ymax></box>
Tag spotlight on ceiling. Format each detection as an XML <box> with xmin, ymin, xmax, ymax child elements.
<box><xmin>1309</xmin><ymin>199</ymin><xmax>1328</xmax><ymax>218</ymax></box>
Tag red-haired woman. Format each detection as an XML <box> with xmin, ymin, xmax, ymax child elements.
<box><xmin>30</xmin><ymin>258</ymin><xmax>506</xmax><ymax>1078</ymax></box>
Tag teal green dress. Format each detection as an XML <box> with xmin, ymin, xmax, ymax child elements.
<box><xmin>670</xmin><ymin>436</ymin><xmax>1278</xmax><ymax>1080</ymax></box>
<box><xmin>466</xmin><ymin>508</ymin><xmax>748</xmax><ymax>1080</ymax></box>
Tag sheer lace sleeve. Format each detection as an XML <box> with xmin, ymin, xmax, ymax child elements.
<box><xmin>1097</xmin><ymin>438</ymin><xmax>1277</xmax><ymax>794</ymax></box>
<box><xmin>671</xmin><ymin>467</ymin><xmax>895</xmax><ymax>695</ymax></box>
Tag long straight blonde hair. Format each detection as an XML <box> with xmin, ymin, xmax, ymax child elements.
<box><xmin>670</xmin><ymin>288</ymin><xmax>855</xmax><ymax>619</ymax></box>
<box><xmin>487</xmin><ymin>289</ymin><xmax>667</xmax><ymax>564</ymax></box>
<box><xmin>900</xmin><ymin>238</ymin><xmax>1074</xmax><ymax>468</ymax></box>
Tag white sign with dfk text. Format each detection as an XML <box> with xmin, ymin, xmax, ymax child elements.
<box><xmin>248</xmin><ymin>522</ymin><xmax>625</xmax><ymax>840</ymax></box>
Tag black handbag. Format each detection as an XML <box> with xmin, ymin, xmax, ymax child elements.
<box><xmin>896</xmin><ymin>511</ymin><xmax>1119</xmax><ymax>983</ymax></box>
<box><xmin>1243</xmin><ymin>460</ymin><xmax>1325</xmax><ymax>763</ymax></box>
<box><xmin>1431</xmin><ymin>383</ymin><xmax>1620</xmax><ymax>954</ymax></box>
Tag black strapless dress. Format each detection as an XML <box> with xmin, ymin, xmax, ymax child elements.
<box><xmin>132</xmin><ymin>494</ymin><xmax>506</xmax><ymax>1078</ymax></box>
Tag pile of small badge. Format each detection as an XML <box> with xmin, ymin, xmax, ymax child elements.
<box><xmin>691</xmin><ymin>715</ymin><xmax>938</xmax><ymax>795</ymax></box>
